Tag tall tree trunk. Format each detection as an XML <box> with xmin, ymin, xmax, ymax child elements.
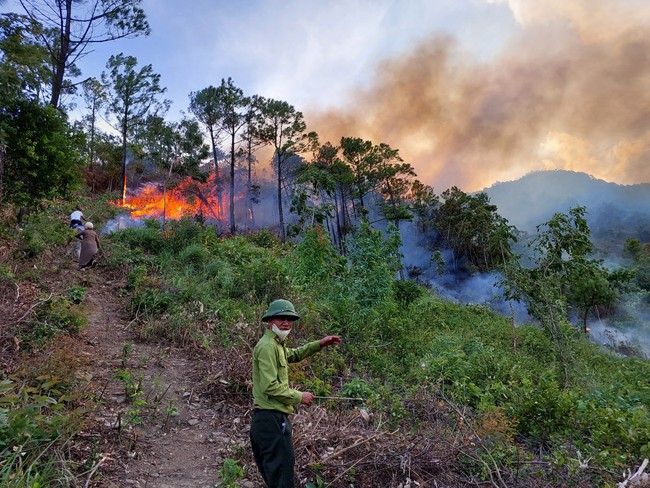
<box><xmin>246</xmin><ymin>138</ymin><xmax>255</xmax><ymax>229</ymax></box>
<box><xmin>277</xmin><ymin>157</ymin><xmax>285</xmax><ymax>242</ymax></box>
<box><xmin>120</xmin><ymin>126</ymin><xmax>128</xmax><ymax>204</ymax></box>
<box><xmin>208</xmin><ymin>126</ymin><xmax>223</xmax><ymax>220</ymax></box>
<box><xmin>229</xmin><ymin>133</ymin><xmax>236</xmax><ymax>234</ymax></box>
<box><xmin>0</xmin><ymin>141</ymin><xmax>5</xmax><ymax>203</ymax></box>
<box><xmin>89</xmin><ymin>102</ymin><xmax>97</xmax><ymax>191</ymax></box>
<box><xmin>50</xmin><ymin>0</ymin><xmax>72</xmax><ymax>108</ymax></box>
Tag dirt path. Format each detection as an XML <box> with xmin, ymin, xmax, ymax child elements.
<box><xmin>73</xmin><ymin>267</ymin><xmax>260</xmax><ymax>488</ymax></box>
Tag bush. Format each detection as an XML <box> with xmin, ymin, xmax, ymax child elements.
<box><xmin>131</xmin><ymin>288</ymin><xmax>177</xmax><ymax>317</ymax></box>
<box><xmin>65</xmin><ymin>286</ymin><xmax>86</xmax><ymax>304</ymax></box>
<box><xmin>111</xmin><ymin>225</ymin><xmax>165</xmax><ymax>254</ymax></box>
<box><xmin>19</xmin><ymin>211</ymin><xmax>69</xmax><ymax>258</ymax></box>
<box><xmin>21</xmin><ymin>298</ymin><xmax>86</xmax><ymax>348</ymax></box>
<box><xmin>392</xmin><ymin>279</ymin><xmax>425</xmax><ymax>304</ymax></box>
<box><xmin>164</xmin><ymin>217</ymin><xmax>205</xmax><ymax>253</ymax></box>
<box><xmin>292</xmin><ymin>227</ymin><xmax>344</xmax><ymax>291</ymax></box>
<box><xmin>244</xmin><ymin>228</ymin><xmax>282</xmax><ymax>248</ymax></box>
<box><xmin>0</xmin><ymin>373</ymin><xmax>82</xmax><ymax>487</ymax></box>
<box><xmin>177</xmin><ymin>243</ymin><xmax>211</xmax><ymax>270</ymax></box>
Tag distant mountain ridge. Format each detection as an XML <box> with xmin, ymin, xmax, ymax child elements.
<box><xmin>481</xmin><ymin>170</ymin><xmax>650</xmax><ymax>252</ymax></box>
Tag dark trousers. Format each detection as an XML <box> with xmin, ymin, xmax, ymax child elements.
<box><xmin>250</xmin><ymin>409</ymin><xmax>295</xmax><ymax>488</ymax></box>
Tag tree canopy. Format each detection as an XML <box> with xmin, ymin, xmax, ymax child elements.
<box><xmin>16</xmin><ymin>0</ymin><xmax>150</xmax><ymax>108</ymax></box>
<box><xmin>0</xmin><ymin>98</ymin><xmax>84</xmax><ymax>208</ymax></box>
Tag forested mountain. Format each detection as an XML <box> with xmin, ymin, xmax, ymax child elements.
<box><xmin>484</xmin><ymin>170</ymin><xmax>650</xmax><ymax>251</ymax></box>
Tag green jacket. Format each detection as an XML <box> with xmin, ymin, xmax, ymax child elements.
<box><xmin>252</xmin><ymin>329</ymin><xmax>322</xmax><ymax>414</ymax></box>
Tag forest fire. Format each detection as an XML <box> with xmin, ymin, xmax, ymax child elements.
<box><xmin>115</xmin><ymin>173</ymin><xmax>224</xmax><ymax>222</ymax></box>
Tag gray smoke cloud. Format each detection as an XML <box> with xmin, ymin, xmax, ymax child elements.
<box><xmin>306</xmin><ymin>0</ymin><xmax>650</xmax><ymax>192</ymax></box>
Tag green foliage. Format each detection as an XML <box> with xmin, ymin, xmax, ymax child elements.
<box><xmin>110</xmin><ymin>224</ymin><xmax>165</xmax><ymax>254</ymax></box>
<box><xmin>392</xmin><ymin>279</ymin><xmax>425</xmax><ymax>304</ymax></box>
<box><xmin>305</xmin><ymin>475</ymin><xmax>327</xmax><ymax>488</ymax></box>
<box><xmin>341</xmin><ymin>378</ymin><xmax>373</xmax><ymax>400</ymax></box>
<box><xmin>1</xmin><ymin>99</ymin><xmax>85</xmax><ymax>208</ymax></box>
<box><xmin>0</xmin><ymin>263</ymin><xmax>15</xmax><ymax>279</ymax></box>
<box><xmin>501</xmin><ymin>207</ymin><xmax>630</xmax><ymax>359</ymax></box>
<box><xmin>96</xmin><ymin>214</ymin><xmax>650</xmax><ymax>481</ymax></box>
<box><xmin>292</xmin><ymin>226</ymin><xmax>344</xmax><ymax>292</ymax></box>
<box><xmin>624</xmin><ymin>238</ymin><xmax>650</xmax><ymax>292</ymax></box>
<box><xmin>19</xmin><ymin>216</ymin><xmax>69</xmax><ymax>258</ymax></box>
<box><xmin>502</xmin><ymin>373</ymin><xmax>575</xmax><ymax>444</ymax></box>
<box><xmin>432</xmin><ymin>187</ymin><xmax>517</xmax><ymax>272</ymax></box>
<box><xmin>22</xmin><ymin>297</ymin><xmax>86</xmax><ymax>347</ymax></box>
<box><xmin>113</xmin><ymin>369</ymin><xmax>146</xmax><ymax>426</ymax></box>
<box><xmin>177</xmin><ymin>242</ymin><xmax>210</xmax><ymax>270</ymax></box>
<box><xmin>131</xmin><ymin>288</ymin><xmax>176</xmax><ymax>316</ymax></box>
<box><xmin>218</xmin><ymin>458</ymin><xmax>245</xmax><ymax>488</ymax></box>
<box><xmin>0</xmin><ymin>377</ymin><xmax>80</xmax><ymax>487</ymax></box>
<box><xmin>163</xmin><ymin>217</ymin><xmax>205</xmax><ymax>253</ymax></box>
<box><xmin>65</xmin><ymin>286</ymin><xmax>86</xmax><ymax>304</ymax></box>
<box><xmin>344</xmin><ymin>221</ymin><xmax>402</xmax><ymax>309</ymax></box>
<box><xmin>126</xmin><ymin>264</ymin><xmax>148</xmax><ymax>291</ymax></box>
<box><xmin>244</xmin><ymin>228</ymin><xmax>282</xmax><ymax>248</ymax></box>
<box><xmin>0</xmin><ymin>13</ymin><xmax>51</xmax><ymax>103</ymax></box>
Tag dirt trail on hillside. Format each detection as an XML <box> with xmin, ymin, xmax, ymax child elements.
<box><xmin>73</xmin><ymin>266</ymin><xmax>260</xmax><ymax>488</ymax></box>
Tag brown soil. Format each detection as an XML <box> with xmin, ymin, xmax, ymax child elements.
<box><xmin>67</xmin><ymin>264</ymin><xmax>261</xmax><ymax>487</ymax></box>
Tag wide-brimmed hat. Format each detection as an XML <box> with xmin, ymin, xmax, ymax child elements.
<box><xmin>262</xmin><ymin>299</ymin><xmax>300</xmax><ymax>322</ymax></box>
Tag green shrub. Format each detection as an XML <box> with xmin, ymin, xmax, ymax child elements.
<box><xmin>292</xmin><ymin>227</ymin><xmax>344</xmax><ymax>291</ymax></box>
<box><xmin>65</xmin><ymin>285</ymin><xmax>86</xmax><ymax>304</ymax></box>
<box><xmin>504</xmin><ymin>373</ymin><xmax>575</xmax><ymax>444</ymax></box>
<box><xmin>392</xmin><ymin>279</ymin><xmax>425</xmax><ymax>304</ymax></box>
<box><xmin>0</xmin><ymin>378</ymin><xmax>80</xmax><ymax>487</ymax></box>
<box><xmin>164</xmin><ymin>217</ymin><xmax>204</xmax><ymax>253</ymax></box>
<box><xmin>126</xmin><ymin>264</ymin><xmax>149</xmax><ymax>291</ymax></box>
<box><xmin>218</xmin><ymin>458</ymin><xmax>244</xmax><ymax>488</ymax></box>
<box><xmin>22</xmin><ymin>298</ymin><xmax>86</xmax><ymax>347</ymax></box>
<box><xmin>177</xmin><ymin>243</ymin><xmax>210</xmax><ymax>270</ymax></box>
<box><xmin>243</xmin><ymin>228</ymin><xmax>281</xmax><ymax>248</ymax></box>
<box><xmin>111</xmin><ymin>225</ymin><xmax>164</xmax><ymax>254</ymax></box>
<box><xmin>19</xmin><ymin>212</ymin><xmax>69</xmax><ymax>257</ymax></box>
<box><xmin>341</xmin><ymin>378</ymin><xmax>373</xmax><ymax>400</ymax></box>
<box><xmin>130</xmin><ymin>288</ymin><xmax>177</xmax><ymax>317</ymax></box>
<box><xmin>344</xmin><ymin>222</ymin><xmax>402</xmax><ymax>309</ymax></box>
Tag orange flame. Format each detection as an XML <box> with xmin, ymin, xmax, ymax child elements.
<box><xmin>114</xmin><ymin>173</ymin><xmax>226</xmax><ymax>221</ymax></box>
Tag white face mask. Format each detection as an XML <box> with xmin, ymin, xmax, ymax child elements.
<box><xmin>271</xmin><ymin>324</ymin><xmax>291</xmax><ymax>341</ymax></box>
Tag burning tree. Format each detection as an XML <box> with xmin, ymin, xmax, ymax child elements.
<box><xmin>102</xmin><ymin>53</ymin><xmax>169</xmax><ymax>204</ymax></box>
<box><xmin>133</xmin><ymin>115</ymin><xmax>210</xmax><ymax>228</ymax></box>
<box><xmin>189</xmin><ymin>85</ymin><xmax>226</xmax><ymax>223</ymax></box>
<box><xmin>213</xmin><ymin>78</ymin><xmax>250</xmax><ymax>235</ymax></box>
<box><xmin>238</xmin><ymin>95</ymin><xmax>266</xmax><ymax>230</ymax></box>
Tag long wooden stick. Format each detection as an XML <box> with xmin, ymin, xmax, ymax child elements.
<box><xmin>314</xmin><ymin>396</ymin><xmax>363</xmax><ymax>401</ymax></box>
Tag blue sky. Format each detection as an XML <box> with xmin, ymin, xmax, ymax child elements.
<box><xmin>3</xmin><ymin>0</ymin><xmax>650</xmax><ymax>191</ymax></box>
<box><xmin>70</xmin><ymin>0</ymin><xmax>515</xmax><ymax>116</ymax></box>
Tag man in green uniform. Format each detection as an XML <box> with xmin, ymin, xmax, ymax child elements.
<box><xmin>250</xmin><ymin>299</ymin><xmax>341</xmax><ymax>488</ymax></box>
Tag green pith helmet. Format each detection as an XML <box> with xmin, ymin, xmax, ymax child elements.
<box><xmin>262</xmin><ymin>299</ymin><xmax>300</xmax><ymax>322</ymax></box>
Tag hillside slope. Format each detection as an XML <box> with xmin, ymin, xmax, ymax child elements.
<box><xmin>3</xmin><ymin>208</ymin><xmax>649</xmax><ymax>488</ymax></box>
<box><xmin>2</xmin><ymin>243</ymin><xmax>460</xmax><ymax>487</ymax></box>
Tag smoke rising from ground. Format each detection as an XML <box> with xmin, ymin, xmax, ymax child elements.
<box><xmin>307</xmin><ymin>0</ymin><xmax>650</xmax><ymax>192</ymax></box>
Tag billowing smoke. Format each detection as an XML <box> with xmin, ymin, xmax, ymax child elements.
<box><xmin>307</xmin><ymin>0</ymin><xmax>650</xmax><ymax>192</ymax></box>
<box><xmin>587</xmin><ymin>318</ymin><xmax>650</xmax><ymax>359</ymax></box>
